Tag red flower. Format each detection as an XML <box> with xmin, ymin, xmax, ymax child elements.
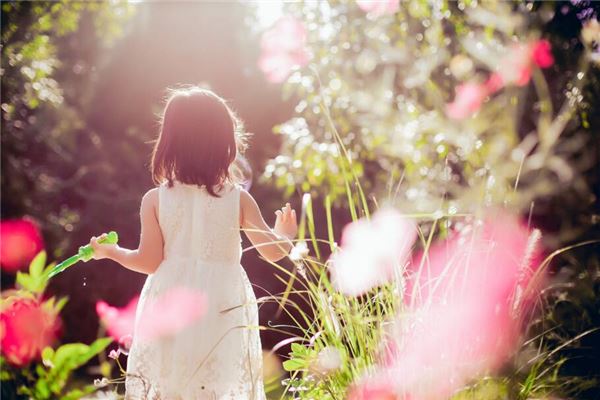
<box><xmin>532</xmin><ymin>39</ymin><xmax>554</xmax><ymax>68</ymax></box>
<box><xmin>0</xmin><ymin>297</ymin><xmax>60</xmax><ymax>366</ymax></box>
<box><xmin>258</xmin><ymin>16</ymin><xmax>310</xmax><ymax>83</ymax></box>
<box><xmin>0</xmin><ymin>219</ymin><xmax>44</xmax><ymax>273</ymax></box>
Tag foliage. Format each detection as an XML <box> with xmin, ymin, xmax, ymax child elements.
<box><xmin>1</xmin><ymin>252</ymin><xmax>113</xmax><ymax>400</ymax></box>
<box><xmin>1</xmin><ymin>1</ymin><xmax>135</xmax><ymax>256</ymax></box>
<box><xmin>255</xmin><ymin>2</ymin><xmax>600</xmax><ymax>398</ymax></box>
<box><xmin>262</xmin><ymin>1</ymin><xmax>598</xmax><ymax>221</ymax></box>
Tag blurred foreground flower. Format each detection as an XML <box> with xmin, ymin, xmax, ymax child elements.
<box><xmin>328</xmin><ymin>208</ymin><xmax>417</xmax><ymax>296</ymax></box>
<box><xmin>0</xmin><ymin>218</ymin><xmax>44</xmax><ymax>273</ymax></box>
<box><xmin>363</xmin><ymin>211</ymin><xmax>544</xmax><ymax>399</ymax></box>
<box><xmin>258</xmin><ymin>16</ymin><xmax>310</xmax><ymax>83</ymax></box>
<box><xmin>96</xmin><ymin>287</ymin><xmax>207</xmax><ymax>342</ymax></box>
<box><xmin>96</xmin><ymin>296</ymin><xmax>138</xmax><ymax>341</ymax></box>
<box><xmin>347</xmin><ymin>379</ymin><xmax>398</xmax><ymax>400</ymax></box>
<box><xmin>356</xmin><ymin>0</ymin><xmax>399</xmax><ymax>17</ymax></box>
<box><xmin>0</xmin><ymin>297</ymin><xmax>60</xmax><ymax>366</ymax></box>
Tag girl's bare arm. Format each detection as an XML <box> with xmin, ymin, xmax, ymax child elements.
<box><xmin>240</xmin><ymin>189</ymin><xmax>297</xmax><ymax>262</ymax></box>
<box><xmin>90</xmin><ymin>188</ymin><xmax>164</xmax><ymax>274</ymax></box>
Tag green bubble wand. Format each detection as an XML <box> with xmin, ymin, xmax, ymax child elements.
<box><xmin>47</xmin><ymin>231</ymin><xmax>119</xmax><ymax>278</ymax></box>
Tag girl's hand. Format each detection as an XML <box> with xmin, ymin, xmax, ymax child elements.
<box><xmin>274</xmin><ymin>203</ymin><xmax>298</xmax><ymax>240</ymax></box>
<box><xmin>89</xmin><ymin>233</ymin><xmax>117</xmax><ymax>260</ymax></box>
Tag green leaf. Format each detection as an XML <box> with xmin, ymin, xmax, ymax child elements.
<box><xmin>283</xmin><ymin>358</ymin><xmax>306</xmax><ymax>371</ymax></box>
<box><xmin>60</xmin><ymin>384</ymin><xmax>98</xmax><ymax>400</ymax></box>
<box><xmin>290</xmin><ymin>343</ymin><xmax>307</xmax><ymax>355</ymax></box>
<box><xmin>34</xmin><ymin>376</ymin><xmax>51</xmax><ymax>399</ymax></box>
<box><xmin>30</xmin><ymin>251</ymin><xmax>47</xmax><ymax>278</ymax></box>
<box><xmin>54</xmin><ymin>296</ymin><xmax>69</xmax><ymax>312</ymax></box>
<box><xmin>42</xmin><ymin>346</ymin><xmax>55</xmax><ymax>366</ymax></box>
<box><xmin>45</xmin><ymin>337</ymin><xmax>112</xmax><ymax>393</ymax></box>
<box><xmin>16</xmin><ymin>271</ymin><xmax>34</xmax><ymax>291</ymax></box>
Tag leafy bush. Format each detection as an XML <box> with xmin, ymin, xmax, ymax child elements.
<box><xmin>1</xmin><ymin>252</ymin><xmax>112</xmax><ymax>400</ymax></box>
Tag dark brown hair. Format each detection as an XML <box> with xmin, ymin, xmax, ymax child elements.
<box><xmin>151</xmin><ymin>86</ymin><xmax>248</xmax><ymax>197</ymax></box>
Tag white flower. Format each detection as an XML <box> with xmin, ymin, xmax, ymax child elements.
<box><xmin>290</xmin><ymin>241</ymin><xmax>309</xmax><ymax>261</ymax></box>
<box><xmin>93</xmin><ymin>378</ymin><xmax>109</xmax><ymax>388</ymax></box>
<box><xmin>311</xmin><ymin>346</ymin><xmax>343</xmax><ymax>375</ymax></box>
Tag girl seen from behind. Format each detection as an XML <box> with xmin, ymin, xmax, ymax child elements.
<box><xmin>90</xmin><ymin>86</ymin><xmax>297</xmax><ymax>399</ymax></box>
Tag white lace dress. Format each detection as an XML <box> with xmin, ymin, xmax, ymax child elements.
<box><xmin>125</xmin><ymin>181</ymin><xmax>265</xmax><ymax>400</ymax></box>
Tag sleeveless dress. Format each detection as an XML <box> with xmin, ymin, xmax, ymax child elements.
<box><xmin>125</xmin><ymin>181</ymin><xmax>265</xmax><ymax>400</ymax></box>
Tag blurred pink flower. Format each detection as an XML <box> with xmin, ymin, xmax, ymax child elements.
<box><xmin>0</xmin><ymin>297</ymin><xmax>60</xmax><ymax>366</ymax></box>
<box><xmin>118</xmin><ymin>334</ymin><xmax>133</xmax><ymax>355</ymax></box>
<box><xmin>496</xmin><ymin>39</ymin><xmax>554</xmax><ymax>89</ymax></box>
<box><xmin>258</xmin><ymin>16</ymin><xmax>310</xmax><ymax>83</ymax></box>
<box><xmin>328</xmin><ymin>208</ymin><xmax>417</xmax><ymax>296</ymax></box>
<box><xmin>448</xmin><ymin>39</ymin><xmax>554</xmax><ymax>119</ymax></box>
<box><xmin>96</xmin><ymin>296</ymin><xmax>138</xmax><ymax>341</ymax></box>
<box><xmin>376</xmin><ymin>211</ymin><xmax>543</xmax><ymax>399</ymax></box>
<box><xmin>0</xmin><ymin>218</ymin><xmax>44</xmax><ymax>273</ymax></box>
<box><xmin>96</xmin><ymin>287</ymin><xmax>207</xmax><ymax>342</ymax></box>
<box><xmin>499</xmin><ymin>43</ymin><xmax>533</xmax><ymax>87</ymax></box>
<box><xmin>532</xmin><ymin>39</ymin><xmax>554</xmax><ymax>68</ymax></box>
<box><xmin>137</xmin><ymin>287</ymin><xmax>207</xmax><ymax>341</ymax></box>
<box><xmin>446</xmin><ymin>82</ymin><xmax>488</xmax><ymax>120</ymax></box>
<box><xmin>346</xmin><ymin>378</ymin><xmax>399</xmax><ymax>400</ymax></box>
<box><xmin>484</xmin><ymin>72</ymin><xmax>504</xmax><ymax>93</ymax></box>
<box><xmin>357</xmin><ymin>0</ymin><xmax>400</xmax><ymax>17</ymax></box>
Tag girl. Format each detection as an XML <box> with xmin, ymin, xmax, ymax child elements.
<box><xmin>90</xmin><ymin>86</ymin><xmax>297</xmax><ymax>399</ymax></box>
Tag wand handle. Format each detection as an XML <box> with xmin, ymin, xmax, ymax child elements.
<box><xmin>47</xmin><ymin>231</ymin><xmax>119</xmax><ymax>278</ymax></box>
<box><xmin>78</xmin><ymin>231</ymin><xmax>119</xmax><ymax>262</ymax></box>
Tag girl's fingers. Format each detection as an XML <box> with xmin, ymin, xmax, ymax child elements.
<box><xmin>291</xmin><ymin>209</ymin><xmax>297</xmax><ymax>221</ymax></box>
<box><xmin>281</xmin><ymin>207</ymin><xmax>288</xmax><ymax>222</ymax></box>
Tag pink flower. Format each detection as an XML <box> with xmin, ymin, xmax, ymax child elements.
<box><xmin>357</xmin><ymin>0</ymin><xmax>400</xmax><ymax>17</ymax></box>
<box><xmin>499</xmin><ymin>43</ymin><xmax>533</xmax><ymax>87</ymax></box>
<box><xmin>347</xmin><ymin>379</ymin><xmax>399</xmax><ymax>400</ymax></box>
<box><xmin>0</xmin><ymin>297</ymin><xmax>60</xmax><ymax>366</ymax></box>
<box><xmin>118</xmin><ymin>334</ymin><xmax>133</xmax><ymax>355</ymax></box>
<box><xmin>495</xmin><ymin>40</ymin><xmax>554</xmax><ymax>89</ymax></box>
<box><xmin>108</xmin><ymin>348</ymin><xmax>121</xmax><ymax>360</ymax></box>
<box><xmin>96</xmin><ymin>296</ymin><xmax>138</xmax><ymax>341</ymax></box>
<box><xmin>0</xmin><ymin>218</ymin><xmax>44</xmax><ymax>273</ymax></box>
<box><xmin>96</xmin><ymin>287</ymin><xmax>207</xmax><ymax>342</ymax></box>
<box><xmin>328</xmin><ymin>208</ymin><xmax>417</xmax><ymax>296</ymax></box>
<box><xmin>378</xmin><ymin>211</ymin><xmax>543</xmax><ymax>398</ymax></box>
<box><xmin>258</xmin><ymin>16</ymin><xmax>310</xmax><ymax>83</ymax></box>
<box><xmin>484</xmin><ymin>72</ymin><xmax>504</xmax><ymax>93</ymax></box>
<box><xmin>136</xmin><ymin>287</ymin><xmax>207</xmax><ymax>341</ymax></box>
<box><xmin>448</xmin><ymin>39</ymin><xmax>555</xmax><ymax>119</ymax></box>
<box><xmin>446</xmin><ymin>82</ymin><xmax>489</xmax><ymax>120</ymax></box>
<box><xmin>532</xmin><ymin>39</ymin><xmax>554</xmax><ymax>68</ymax></box>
